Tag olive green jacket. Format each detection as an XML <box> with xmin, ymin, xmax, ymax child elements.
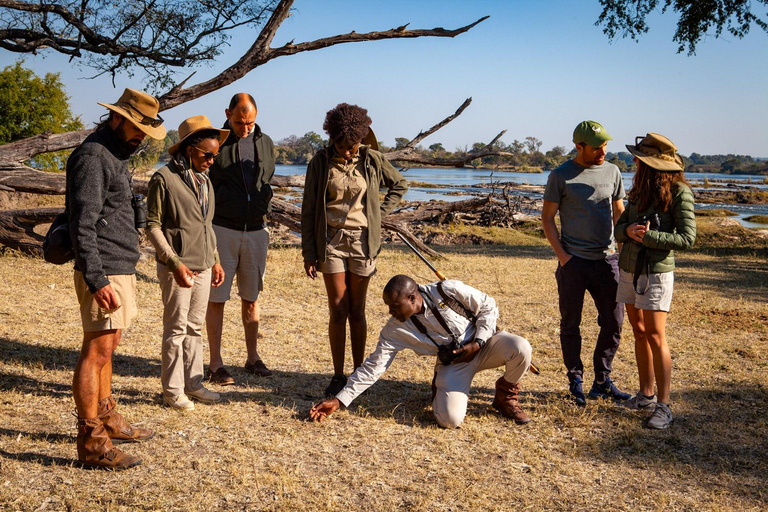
<box><xmin>147</xmin><ymin>158</ymin><xmax>218</xmax><ymax>272</ymax></box>
<box><xmin>615</xmin><ymin>183</ymin><xmax>697</xmax><ymax>274</ymax></box>
<box><xmin>301</xmin><ymin>145</ymin><xmax>408</xmax><ymax>263</ymax></box>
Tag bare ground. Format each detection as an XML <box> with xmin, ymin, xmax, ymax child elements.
<box><xmin>0</xmin><ymin>222</ymin><xmax>766</xmax><ymax>511</ymax></box>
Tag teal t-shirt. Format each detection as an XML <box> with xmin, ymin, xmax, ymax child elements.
<box><xmin>543</xmin><ymin>159</ymin><xmax>625</xmax><ymax>260</ymax></box>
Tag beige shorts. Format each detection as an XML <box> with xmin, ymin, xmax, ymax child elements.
<box><xmin>318</xmin><ymin>227</ymin><xmax>376</xmax><ymax>277</ymax></box>
<box><xmin>209</xmin><ymin>225</ymin><xmax>269</xmax><ymax>303</ymax></box>
<box><xmin>74</xmin><ymin>271</ymin><xmax>137</xmax><ymax>332</ymax></box>
<box><xmin>617</xmin><ymin>269</ymin><xmax>674</xmax><ymax>312</ymax></box>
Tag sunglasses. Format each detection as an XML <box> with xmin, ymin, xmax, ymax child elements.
<box><xmin>121</xmin><ymin>103</ymin><xmax>164</xmax><ymax>128</ymax></box>
<box><xmin>192</xmin><ymin>146</ymin><xmax>219</xmax><ymax>161</ymax></box>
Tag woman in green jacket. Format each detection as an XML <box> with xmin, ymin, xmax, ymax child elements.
<box><xmin>301</xmin><ymin>103</ymin><xmax>407</xmax><ymax>397</ymax></box>
<box><xmin>615</xmin><ymin>133</ymin><xmax>696</xmax><ymax>429</ymax></box>
<box><xmin>147</xmin><ymin>116</ymin><xmax>228</xmax><ymax>410</ymax></box>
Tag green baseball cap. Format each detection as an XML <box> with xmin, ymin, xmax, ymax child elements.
<box><xmin>573</xmin><ymin>120</ymin><xmax>612</xmax><ymax>148</ymax></box>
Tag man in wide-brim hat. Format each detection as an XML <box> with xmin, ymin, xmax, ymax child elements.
<box><xmin>67</xmin><ymin>88</ymin><xmax>166</xmax><ymax>470</ymax></box>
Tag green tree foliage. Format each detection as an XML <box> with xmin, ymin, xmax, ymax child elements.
<box><xmin>1</xmin><ymin>61</ymin><xmax>84</xmax><ymax>172</ymax></box>
<box><xmin>394</xmin><ymin>137</ymin><xmax>410</xmax><ymax>150</ymax></box>
<box><xmin>275</xmin><ymin>131</ymin><xmax>329</xmax><ymax>165</ymax></box>
<box><xmin>597</xmin><ymin>0</ymin><xmax>768</xmax><ymax>55</ymax></box>
<box><xmin>0</xmin><ymin>61</ymin><xmax>83</xmax><ymax>144</ymax></box>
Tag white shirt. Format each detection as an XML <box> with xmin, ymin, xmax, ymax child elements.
<box><xmin>335</xmin><ymin>280</ymin><xmax>498</xmax><ymax>407</ymax></box>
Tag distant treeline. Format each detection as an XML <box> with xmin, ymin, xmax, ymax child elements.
<box><xmin>141</xmin><ymin>130</ymin><xmax>765</xmax><ymax>176</ymax></box>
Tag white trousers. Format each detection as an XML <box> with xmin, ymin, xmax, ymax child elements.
<box><xmin>433</xmin><ymin>331</ymin><xmax>531</xmax><ymax>428</ymax></box>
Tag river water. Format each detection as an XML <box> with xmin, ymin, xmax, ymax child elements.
<box><xmin>275</xmin><ymin>164</ymin><xmax>768</xmax><ymax>229</ymax></box>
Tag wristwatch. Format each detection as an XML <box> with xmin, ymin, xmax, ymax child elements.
<box><xmin>474</xmin><ymin>338</ymin><xmax>487</xmax><ymax>349</ymax></box>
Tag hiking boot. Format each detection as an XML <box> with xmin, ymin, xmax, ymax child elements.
<box><xmin>97</xmin><ymin>395</ymin><xmax>154</xmax><ymax>444</ymax></box>
<box><xmin>163</xmin><ymin>394</ymin><xmax>195</xmax><ymax>411</ymax></box>
<box><xmin>645</xmin><ymin>402</ymin><xmax>673</xmax><ymax>429</ymax></box>
<box><xmin>492</xmin><ymin>376</ymin><xmax>530</xmax><ymax>425</ymax></box>
<box><xmin>244</xmin><ymin>359</ymin><xmax>273</xmax><ymax>377</ymax></box>
<box><xmin>76</xmin><ymin>417</ymin><xmax>141</xmax><ymax>470</ymax></box>
<box><xmin>324</xmin><ymin>375</ymin><xmax>347</xmax><ymax>397</ymax></box>
<box><xmin>569</xmin><ymin>378</ymin><xmax>586</xmax><ymax>406</ymax></box>
<box><xmin>620</xmin><ymin>392</ymin><xmax>658</xmax><ymax>411</ymax></box>
<box><xmin>206</xmin><ymin>366</ymin><xmax>235</xmax><ymax>386</ymax></box>
<box><xmin>186</xmin><ymin>387</ymin><xmax>221</xmax><ymax>404</ymax></box>
<box><xmin>588</xmin><ymin>377</ymin><xmax>631</xmax><ymax>401</ymax></box>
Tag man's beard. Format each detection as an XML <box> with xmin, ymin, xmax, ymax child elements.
<box><xmin>114</xmin><ymin>119</ymin><xmax>143</xmax><ymax>156</ymax></box>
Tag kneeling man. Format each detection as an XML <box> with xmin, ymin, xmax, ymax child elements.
<box><xmin>310</xmin><ymin>275</ymin><xmax>532</xmax><ymax>427</ymax></box>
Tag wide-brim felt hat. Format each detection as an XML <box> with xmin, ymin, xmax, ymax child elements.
<box><xmin>168</xmin><ymin>115</ymin><xmax>230</xmax><ymax>156</ymax></box>
<box><xmin>97</xmin><ymin>88</ymin><xmax>167</xmax><ymax>140</ymax></box>
<box><xmin>362</xmin><ymin>127</ymin><xmax>379</xmax><ymax>151</ymax></box>
<box><xmin>626</xmin><ymin>132</ymin><xmax>685</xmax><ymax>172</ymax></box>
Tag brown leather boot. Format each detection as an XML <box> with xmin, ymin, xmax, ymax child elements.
<box><xmin>492</xmin><ymin>376</ymin><xmax>531</xmax><ymax>425</ymax></box>
<box><xmin>98</xmin><ymin>395</ymin><xmax>154</xmax><ymax>444</ymax></box>
<box><xmin>77</xmin><ymin>417</ymin><xmax>142</xmax><ymax>470</ymax></box>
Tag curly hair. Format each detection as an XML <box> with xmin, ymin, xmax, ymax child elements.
<box><xmin>628</xmin><ymin>160</ymin><xmax>689</xmax><ymax>213</ymax></box>
<box><xmin>323</xmin><ymin>103</ymin><xmax>371</xmax><ymax>145</ymax></box>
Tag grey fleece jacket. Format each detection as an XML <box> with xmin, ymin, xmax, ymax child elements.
<box><xmin>66</xmin><ymin>127</ymin><xmax>140</xmax><ymax>293</ymax></box>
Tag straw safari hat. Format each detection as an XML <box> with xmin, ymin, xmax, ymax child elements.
<box><xmin>626</xmin><ymin>133</ymin><xmax>685</xmax><ymax>172</ymax></box>
<box><xmin>168</xmin><ymin>115</ymin><xmax>230</xmax><ymax>156</ymax></box>
<box><xmin>97</xmin><ymin>88</ymin><xmax>167</xmax><ymax>140</ymax></box>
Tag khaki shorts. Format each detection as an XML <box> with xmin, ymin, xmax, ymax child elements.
<box><xmin>617</xmin><ymin>269</ymin><xmax>674</xmax><ymax>312</ymax></box>
<box><xmin>209</xmin><ymin>225</ymin><xmax>269</xmax><ymax>303</ymax></box>
<box><xmin>318</xmin><ymin>227</ymin><xmax>376</xmax><ymax>277</ymax></box>
<box><xmin>74</xmin><ymin>271</ymin><xmax>137</xmax><ymax>332</ymax></box>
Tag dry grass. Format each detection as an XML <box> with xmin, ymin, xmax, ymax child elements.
<box><xmin>0</xmin><ymin>232</ymin><xmax>766</xmax><ymax>511</ymax></box>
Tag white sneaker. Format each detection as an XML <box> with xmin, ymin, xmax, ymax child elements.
<box><xmin>164</xmin><ymin>393</ymin><xmax>195</xmax><ymax>411</ymax></box>
<box><xmin>186</xmin><ymin>387</ymin><xmax>221</xmax><ymax>404</ymax></box>
<box><xmin>621</xmin><ymin>392</ymin><xmax>657</xmax><ymax>411</ymax></box>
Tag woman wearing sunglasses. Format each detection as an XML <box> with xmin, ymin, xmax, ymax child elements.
<box><xmin>146</xmin><ymin>116</ymin><xmax>229</xmax><ymax>410</ymax></box>
<box><xmin>615</xmin><ymin>133</ymin><xmax>696</xmax><ymax>429</ymax></box>
<box><xmin>302</xmin><ymin>103</ymin><xmax>408</xmax><ymax>397</ymax></box>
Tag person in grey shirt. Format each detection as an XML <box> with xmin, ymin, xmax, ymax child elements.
<box><xmin>541</xmin><ymin>120</ymin><xmax>630</xmax><ymax>406</ymax></box>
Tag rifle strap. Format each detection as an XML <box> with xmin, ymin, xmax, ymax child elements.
<box><xmin>436</xmin><ymin>282</ymin><xmax>478</xmax><ymax>323</ymax></box>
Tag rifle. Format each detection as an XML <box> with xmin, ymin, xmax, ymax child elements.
<box><xmin>397</xmin><ymin>232</ymin><xmax>541</xmax><ymax>375</ymax></box>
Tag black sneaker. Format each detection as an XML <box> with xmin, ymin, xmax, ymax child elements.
<box><xmin>324</xmin><ymin>375</ymin><xmax>347</xmax><ymax>397</ymax></box>
<box><xmin>569</xmin><ymin>378</ymin><xmax>586</xmax><ymax>406</ymax></box>
<box><xmin>588</xmin><ymin>377</ymin><xmax>631</xmax><ymax>401</ymax></box>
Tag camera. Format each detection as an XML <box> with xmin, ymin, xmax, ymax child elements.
<box><xmin>132</xmin><ymin>193</ymin><xmax>147</xmax><ymax>229</ymax></box>
<box><xmin>637</xmin><ymin>212</ymin><xmax>660</xmax><ymax>230</ymax></box>
<box><xmin>437</xmin><ymin>339</ymin><xmax>462</xmax><ymax>365</ymax></box>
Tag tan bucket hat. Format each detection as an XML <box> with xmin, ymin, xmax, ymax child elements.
<box><xmin>168</xmin><ymin>115</ymin><xmax>230</xmax><ymax>156</ymax></box>
<box><xmin>97</xmin><ymin>88</ymin><xmax>166</xmax><ymax>140</ymax></box>
<box><xmin>626</xmin><ymin>133</ymin><xmax>685</xmax><ymax>172</ymax></box>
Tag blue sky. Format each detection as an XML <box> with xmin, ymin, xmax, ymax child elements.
<box><xmin>2</xmin><ymin>0</ymin><xmax>767</xmax><ymax>157</ymax></box>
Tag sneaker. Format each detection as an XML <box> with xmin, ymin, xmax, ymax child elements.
<box><xmin>324</xmin><ymin>375</ymin><xmax>347</xmax><ymax>398</ymax></box>
<box><xmin>186</xmin><ymin>387</ymin><xmax>221</xmax><ymax>404</ymax></box>
<box><xmin>568</xmin><ymin>378</ymin><xmax>586</xmax><ymax>406</ymax></box>
<box><xmin>645</xmin><ymin>402</ymin><xmax>673</xmax><ymax>429</ymax></box>
<box><xmin>620</xmin><ymin>392</ymin><xmax>658</xmax><ymax>411</ymax></box>
<box><xmin>244</xmin><ymin>359</ymin><xmax>273</xmax><ymax>377</ymax></box>
<box><xmin>206</xmin><ymin>367</ymin><xmax>235</xmax><ymax>386</ymax></box>
<box><xmin>163</xmin><ymin>394</ymin><xmax>194</xmax><ymax>411</ymax></box>
<box><xmin>588</xmin><ymin>377</ymin><xmax>631</xmax><ymax>401</ymax></box>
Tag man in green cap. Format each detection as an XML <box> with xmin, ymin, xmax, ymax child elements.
<box><xmin>541</xmin><ymin>120</ymin><xmax>631</xmax><ymax>406</ymax></box>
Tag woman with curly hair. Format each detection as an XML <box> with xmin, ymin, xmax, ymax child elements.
<box><xmin>615</xmin><ymin>133</ymin><xmax>696</xmax><ymax>429</ymax></box>
<box><xmin>302</xmin><ymin>103</ymin><xmax>408</xmax><ymax>397</ymax></box>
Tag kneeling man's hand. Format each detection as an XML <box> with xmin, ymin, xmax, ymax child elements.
<box><xmin>309</xmin><ymin>398</ymin><xmax>341</xmax><ymax>422</ymax></box>
<box><xmin>452</xmin><ymin>340</ymin><xmax>481</xmax><ymax>364</ymax></box>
